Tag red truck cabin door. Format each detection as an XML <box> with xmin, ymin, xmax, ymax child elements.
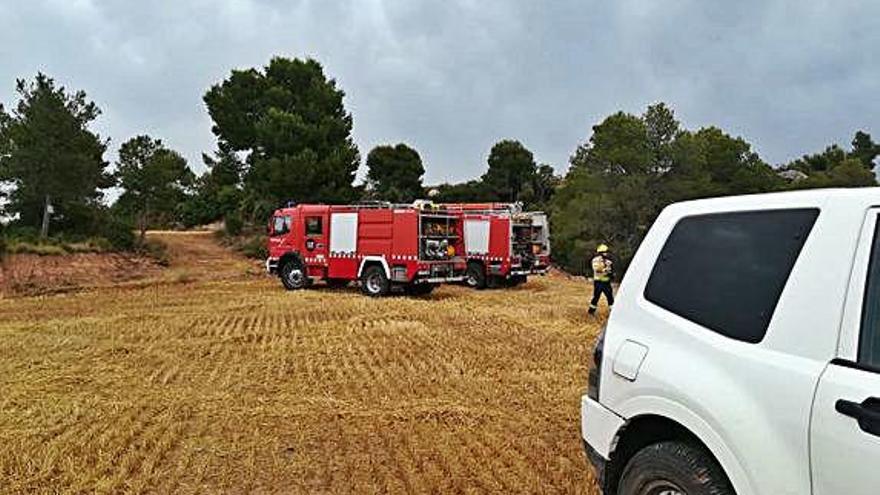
<box><xmin>301</xmin><ymin>211</ymin><xmax>328</xmax><ymax>272</ymax></box>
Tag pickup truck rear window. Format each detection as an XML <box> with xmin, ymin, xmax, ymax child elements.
<box><xmin>645</xmin><ymin>208</ymin><xmax>819</xmax><ymax>343</ymax></box>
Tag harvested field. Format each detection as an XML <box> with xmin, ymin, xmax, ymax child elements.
<box><xmin>0</xmin><ymin>232</ymin><xmax>605</xmax><ymax>493</ymax></box>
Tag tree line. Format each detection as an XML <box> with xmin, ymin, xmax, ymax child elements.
<box><xmin>1</xmin><ymin>56</ymin><xmax>878</xmax><ymax>271</ymax></box>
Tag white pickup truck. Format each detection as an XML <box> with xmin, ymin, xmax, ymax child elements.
<box><xmin>581</xmin><ymin>189</ymin><xmax>880</xmax><ymax>495</ymax></box>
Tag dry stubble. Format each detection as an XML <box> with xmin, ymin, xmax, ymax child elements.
<box><xmin>0</xmin><ymin>232</ymin><xmax>604</xmax><ymax>494</ymax></box>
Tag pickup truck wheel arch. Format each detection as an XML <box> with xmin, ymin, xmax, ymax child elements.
<box><xmin>606</xmin><ymin>415</ymin><xmax>734</xmax><ymax>495</ymax></box>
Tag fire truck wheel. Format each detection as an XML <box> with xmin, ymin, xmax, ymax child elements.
<box><xmin>465</xmin><ymin>262</ymin><xmax>487</xmax><ymax>289</ymax></box>
<box><xmin>360</xmin><ymin>265</ymin><xmax>390</xmax><ymax>297</ymax></box>
<box><xmin>509</xmin><ymin>275</ymin><xmax>527</xmax><ymax>286</ymax></box>
<box><xmin>280</xmin><ymin>260</ymin><xmax>309</xmax><ymax>290</ymax></box>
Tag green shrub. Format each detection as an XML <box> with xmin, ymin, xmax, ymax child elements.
<box><xmin>5</xmin><ymin>226</ymin><xmax>40</xmax><ymax>243</ymax></box>
<box><xmin>6</xmin><ymin>240</ymin><xmax>68</xmax><ymax>256</ymax></box>
<box><xmin>66</xmin><ymin>237</ymin><xmax>113</xmax><ymax>253</ymax></box>
<box><xmin>224</xmin><ymin>212</ymin><xmax>243</xmax><ymax>236</ymax></box>
<box><xmin>137</xmin><ymin>238</ymin><xmax>170</xmax><ymax>266</ymax></box>
<box><xmin>98</xmin><ymin>216</ymin><xmax>136</xmax><ymax>250</ymax></box>
<box><xmin>240</xmin><ymin>235</ymin><xmax>267</xmax><ymax>259</ymax></box>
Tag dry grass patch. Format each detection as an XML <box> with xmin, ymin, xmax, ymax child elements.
<box><xmin>0</xmin><ymin>232</ymin><xmax>604</xmax><ymax>493</ymax></box>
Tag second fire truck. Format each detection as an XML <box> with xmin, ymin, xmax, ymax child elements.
<box><xmin>442</xmin><ymin>203</ymin><xmax>551</xmax><ymax>289</ymax></box>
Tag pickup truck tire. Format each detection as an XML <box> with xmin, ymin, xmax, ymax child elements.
<box><xmin>360</xmin><ymin>265</ymin><xmax>390</xmax><ymax>297</ymax></box>
<box><xmin>280</xmin><ymin>260</ymin><xmax>309</xmax><ymax>290</ymax></box>
<box><xmin>617</xmin><ymin>441</ymin><xmax>734</xmax><ymax>495</ymax></box>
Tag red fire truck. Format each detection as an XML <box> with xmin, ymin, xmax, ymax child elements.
<box><xmin>442</xmin><ymin>203</ymin><xmax>551</xmax><ymax>289</ymax></box>
<box><xmin>266</xmin><ymin>202</ymin><xmax>467</xmax><ymax>296</ymax></box>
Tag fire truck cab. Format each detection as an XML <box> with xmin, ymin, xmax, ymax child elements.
<box><xmin>266</xmin><ymin>202</ymin><xmax>467</xmax><ymax>296</ymax></box>
<box><xmin>446</xmin><ymin>203</ymin><xmax>551</xmax><ymax>289</ymax></box>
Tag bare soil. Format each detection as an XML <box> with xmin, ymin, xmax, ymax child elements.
<box><xmin>0</xmin><ymin>251</ymin><xmax>163</xmax><ymax>296</ymax></box>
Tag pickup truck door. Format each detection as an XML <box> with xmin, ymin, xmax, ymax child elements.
<box><xmin>811</xmin><ymin>211</ymin><xmax>880</xmax><ymax>495</ymax></box>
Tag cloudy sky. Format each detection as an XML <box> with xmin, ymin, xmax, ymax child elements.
<box><xmin>1</xmin><ymin>0</ymin><xmax>877</xmax><ymax>184</ymax></box>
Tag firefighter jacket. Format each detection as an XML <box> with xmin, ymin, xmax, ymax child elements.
<box><xmin>592</xmin><ymin>254</ymin><xmax>613</xmax><ymax>282</ymax></box>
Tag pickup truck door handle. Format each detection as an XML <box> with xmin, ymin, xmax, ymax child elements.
<box><xmin>836</xmin><ymin>398</ymin><xmax>880</xmax><ymax>436</ymax></box>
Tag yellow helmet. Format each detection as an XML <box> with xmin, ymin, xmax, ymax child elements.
<box><xmin>596</xmin><ymin>244</ymin><xmax>609</xmax><ymax>253</ymax></box>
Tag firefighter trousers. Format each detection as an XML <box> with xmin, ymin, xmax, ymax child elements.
<box><xmin>589</xmin><ymin>280</ymin><xmax>614</xmax><ymax>314</ymax></box>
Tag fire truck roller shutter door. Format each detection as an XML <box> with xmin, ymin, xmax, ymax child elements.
<box><xmin>329</xmin><ymin>212</ymin><xmax>358</xmax><ymax>255</ymax></box>
<box><xmin>464</xmin><ymin>219</ymin><xmax>490</xmax><ymax>255</ymax></box>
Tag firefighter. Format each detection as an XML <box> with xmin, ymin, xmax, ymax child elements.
<box><xmin>588</xmin><ymin>244</ymin><xmax>614</xmax><ymax>315</ymax></box>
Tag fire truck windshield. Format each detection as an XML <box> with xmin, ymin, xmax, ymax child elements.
<box><xmin>272</xmin><ymin>215</ymin><xmax>291</xmax><ymax>236</ymax></box>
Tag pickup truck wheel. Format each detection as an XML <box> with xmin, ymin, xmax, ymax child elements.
<box><xmin>617</xmin><ymin>441</ymin><xmax>733</xmax><ymax>495</ymax></box>
<box><xmin>360</xmin><ymin>266</ymin><xmax>390</xmax><ymax>297</ymax></box>
<box><xmin>465</xmin><ymin>263</ymin><xmax>487</xmax><ymax>289</ymax></box>
<box><xmin>280</xmin><ymin>261</ymin><xmax>309</xmax><ymax>290</ymax></box>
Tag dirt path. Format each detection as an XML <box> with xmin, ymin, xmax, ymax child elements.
<box><xmin>145</xmin><ymin>230</ymin><xmax>260</xmax><ymax>282</ymax></box>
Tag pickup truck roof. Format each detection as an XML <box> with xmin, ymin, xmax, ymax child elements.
<box><xmin>663</xmin><ymin>187</ymin><xmax>880</xmax><ymax>215</ymax></box>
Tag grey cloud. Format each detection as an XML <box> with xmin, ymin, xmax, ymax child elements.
<box><xmin>1</xmin><ymin>0</ymin><xmax>877</xmax><ymax>186</ymax></box>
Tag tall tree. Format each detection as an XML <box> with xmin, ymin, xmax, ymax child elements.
<box><xmin>689</xmin><ymin>127</ymin><xmax>780</xmax><ymax>196</ymax></box>
<box><xmin>782</xmin><ymin>131</ymin><xmax>879</xmax><ymax>189</ymax></box>
<box><xmin>114</xmin><ymin>135</ymin><xmax>194</xmax><ymax>240</ymax></box>
<box><xmin>521</xmin><ymin>163</ymin><xmax>560</xmax><ymax>209</ymax></box>
<box><xmin>429</xmin><ymin>180</ymin><xmax>492</xmax><ymax>203</ymax></box>
<box><xmin>204</xmin><ymin>57</ymin><xmax>359</xmax><ymax>214</ymax></box>
<box><xmin>202</xmin><ymin>145</ymin><xmax>243</xmax><ymax>192</ymax></box>
<box><xmin>482</xmin><ymin>140</ymin><xmax>537</xmax><ymax>202</ymax></box>
<box><xmin>0</xmin><ymin>73</ymin><xmax>111</xmax><ymax>237</ymax></box>
<box><xmin>559</xmin><ymin>112</ymin><xmax>658</xmax><ymax>271</ymax></box>
<box><xmin>788</xmin><ymin>144</ymin><xmax>847</xmax><ymax>174</ymax></box>
<box><xmin>180</xmin><ymin>147</ymin><xmax>245</xmax><ymax>227</ymax></box>
<box><xmin>570</xmin><ymin>112</ymin><xmax>653</xmax><ymax>176</ymax></box>
<box><xmin>850</xmin><ymin>131</ymin><xmax>879</xmax><ymax>169</ymax></box>
<box><xmin>551</xmin><ymin>103</ymin><xmax>781</xmax><ymax>275</ymax></box>
<box><xmin>643</xmin><ymin>102</ymin><xmax>680</xmax><ymax>173</ymax></box>
<box><xmin>365</xmin><ymin>143</ymin><xmax>425</xmax><ymax>202</ymax></box>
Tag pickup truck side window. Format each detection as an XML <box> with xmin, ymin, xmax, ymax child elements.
<box><xmin>645</xmin><ymin>208</ymin><xmax>819</xmax><ymax>343</ymax></box>
<box><xmin>859</xmin><ymin>216</ymin><xmax>880</xmax><ymax>367</ymax></box>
